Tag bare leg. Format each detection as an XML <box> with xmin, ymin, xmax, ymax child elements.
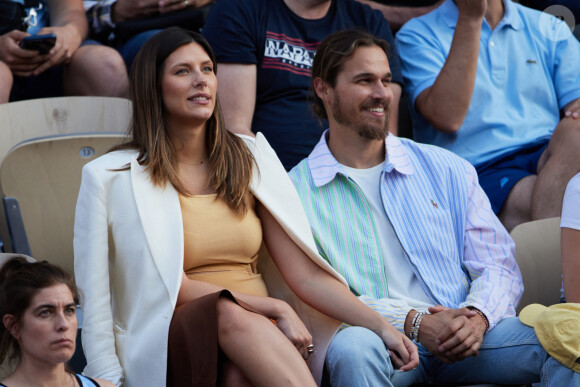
<box><xmin>63</xmin><ymin>45</ymin><xmax>128</xmax><ymax>98</ymax></box>
<box><xmin>216</xmin><ymin>297</ymin><xmax>316</xmax><ymax>387</ymax></box>
<box><xmin>219</xmin><ymin>359</ymin><xmax>252</xmax><ymax>387</ymax></box>
<box><xmin>561</xmin><ymin>227</ymin><xmax>580</xmax><ymax>302</ymax></box>
<box><xmin>498</xmin><ymin>175</ymin><xmax>535</xmax><ymax>232</ymax></box>
<box><xmin>532</xmin><ymin>117</ymin><xmax>580</xmax><ymax>219</ymax></box>
<box><xmin>0</xmin><ymin>61</ymin><xmax>13</xmax><ymax>103</ymax></box>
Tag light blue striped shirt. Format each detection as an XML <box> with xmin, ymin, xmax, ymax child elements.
<box><xmin>289</xmin><ymin>131</ymin><xmax>522</xmax><ymax>332</ymax></box>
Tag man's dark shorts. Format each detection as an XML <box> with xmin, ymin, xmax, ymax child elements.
<box><xmin>9</xmin><ymin>66</ymin><xmax>64</xmax><ymax>102</ymax></box>
<box><xmin>9</xmin><ymin>39</ymin><xmax>100</xmax><ymax>102</ymax></box>
<box><xmin>476</xmin><ymin>139</ymin><xmax>549</xmax><ymax>214</ymax></box>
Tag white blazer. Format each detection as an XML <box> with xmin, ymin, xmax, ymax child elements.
<box><xmin>74</xmin><ymin>133</ymin><xmax>347</xmax><ymax>386</ymax></box>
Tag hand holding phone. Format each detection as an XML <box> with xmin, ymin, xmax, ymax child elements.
<box><xmin>19</xmin><ymin>33</ymin><xmax>57</xmax><ymax>54</ymax></box>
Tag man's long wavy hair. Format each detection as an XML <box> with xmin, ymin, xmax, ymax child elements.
<box><xmin>113</xmin><ymin>27</ymin><xmax>254</xmax><ymax>214</ymax></box>
<box><xmin>310</xmin><ymin>28</ymin><xmax>390</xmax><ymax>121</ymax></box>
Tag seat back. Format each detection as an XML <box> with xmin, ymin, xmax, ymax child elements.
<box><xmin>0</xmin><ymin>96</ymin><xmax>131</xmax><ymax>163</ymax></box>
<box><xmin>510</xmin><ymin>217</ymin><xmax>562</xmax><ymax>313</ymax></box>
<box><xmin>0</xmin><ymin>134</ymin><xmax>127</xmax><ymax>274</ymax></box>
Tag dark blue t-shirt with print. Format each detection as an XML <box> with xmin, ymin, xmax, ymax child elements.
<box><xmin>203</xmin><ymin>0</ymin><xmax>403</xmax><ymax>169</ymax></box>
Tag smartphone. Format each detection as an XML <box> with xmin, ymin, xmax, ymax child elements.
<box><xmin>19</xmin><ymin>33</ymin><xmax>57</xmax><ymax>54</ymax></box>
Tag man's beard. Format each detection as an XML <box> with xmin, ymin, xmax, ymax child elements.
<box><xmin>331</xmin><ymin>95</ymin><xmax>390</xmax><ymax>140</ymax></box>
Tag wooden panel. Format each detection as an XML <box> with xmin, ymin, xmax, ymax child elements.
<box><xmin>0</xmin><ymin>96</ymin><xmax>131</xmax><ymax>164</ymax></box>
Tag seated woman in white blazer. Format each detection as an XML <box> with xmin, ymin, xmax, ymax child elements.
<box><xmin>73</xmin><ymin>27</ymin><xmax>418</xmax><ymax>387</ymax></box>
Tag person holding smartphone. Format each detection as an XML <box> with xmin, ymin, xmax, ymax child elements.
<box><xmin>0</xmin><ymin>0</ymin><xmax>129</xmax><ymax>104</ymax></box>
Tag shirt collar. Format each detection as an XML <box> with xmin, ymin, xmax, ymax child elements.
<box><xmin>442</xmin><ymin>0</ymin><xmax>522</xmax><ymax>31</ymax></box>
<box><xmin>307</xmin><ymin>130</ymin><xmax>414</xmax><ymax>188</ymax></box>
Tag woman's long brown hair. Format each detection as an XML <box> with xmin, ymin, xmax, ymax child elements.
<box><xmin>112</xmin><ymin>27</ymin><xmax>254</xmax><ymax>214</ymax></box>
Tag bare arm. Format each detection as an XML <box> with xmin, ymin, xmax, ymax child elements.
<box><xmin>561</xmin><ymin>227</ymin><xmax>580</xmax><ymax>302</ymax></box>
<box><xmin>217</xmin><ymin>63</ymin><xmax>257</xmax><ymax>137</ymax></box>
<box><xmin>357</xmin><ymin>0</ymin><xmax>444</xmax><ymax>30</ymax></box>
<box><xmin>413</xmin><ymin>0</ymin><xmax>486</xmax><ymax>133</ymax></box>
<box><xmin>48</xmin><ymin>0</ymin><xmax>87</xmax><ymax>38</ymax></box>
<box><xmin>389</xmin><ymin>82</ymin><xmax>401</xmax><ymax>135</ymax></box>
<box><xmin>257</xmin><ymin>203</ymin><xmax>419</xmax><ymax>370</ymax></box>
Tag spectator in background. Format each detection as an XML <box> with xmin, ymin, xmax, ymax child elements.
<box><xmin>396</xmin><ymin>0</ymin><xmax>580</xmax><ymax>231</ymax></box>
<box><xmin>84</xmin><ymin>0</ymin><xmax>214</xmax><ymax>68</ymax></box>
<box><xmin>561</xmin><ymin>172</ymin><xmax>580</xmax><ymax>303</ymax></box>
<box><xmin>202</xmin><ymin>0</ymin><xmax>406</xmax><ymax>170</ymax></box>
<box><xmin>0</xmin><ymin>0</ymin><xmax>128</xmax><ymax>104</ymax></box>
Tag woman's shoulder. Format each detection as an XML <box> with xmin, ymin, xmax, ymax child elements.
<box><xmin>84</xmin><ymin>148</ymin><xmax>139</xmax><ymax>171</ymax></box>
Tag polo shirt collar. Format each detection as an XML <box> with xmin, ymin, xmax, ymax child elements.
<box><xmin>442</xmin><ymin>0</ymin><xmax>522</xmax><ymax>31</ymax></box>
<box><xmin>308</xmin><ymin>130</ymin><xmax>414</xmax><ymax>188</ymax></box>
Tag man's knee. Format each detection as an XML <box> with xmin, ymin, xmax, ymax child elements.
<box><xmin>546</xmin><ymin>117</ymin><xmax>580</xmax><ymax>162</ymax></box>
<box><xmin>0</xmin><ymin>61</ymin><xmax>14</xmax><ymax>103</ymax></box>
<box><xmin>65</xmin><ymin>45</ymin><xmax>129</xmax><ymax>97</ymax></box>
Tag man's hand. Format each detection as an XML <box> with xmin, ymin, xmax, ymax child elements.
<box><xmin>410</xmin><ymin>306</ymin><xmax>479</xmax><ymax>363</ymax></box>
<box><xmin>29</xmin><ymin>25</ymin><xmax>82</xmax><ymax>75</ymax></box>
<box><xmin>419</xmin><ymin>305</ymin><xmax>487</xmax><ymax>362</ymax></box>
<box><xmin>430</xmin><ymin>305</ymin><xmax>487</xmax><ymax>362</ymax></box>
<box><xmin>0</xmin><ymin>30</ymin><xmax>51</xmax><ymax>77</ymax></box>
<box><xmin>455</xmin><ymin>0</ymin><xmax>487</xmax><ymax>20</ymax></box>
<box><xmin>565</xmin><ymin>98</ymin><xmax>580</xmax><ymax>119</ymax></box>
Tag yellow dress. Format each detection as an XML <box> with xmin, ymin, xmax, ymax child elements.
<box><xmin>180</xmin><ymin>193</ymin><xmax>268</xmax><ymax>297</ymax></box>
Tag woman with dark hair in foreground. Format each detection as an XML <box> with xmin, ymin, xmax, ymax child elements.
<box><xmin>0</xmin><ymin>256</ymin><xmax>114</xmax><ymax>387</ymax></box>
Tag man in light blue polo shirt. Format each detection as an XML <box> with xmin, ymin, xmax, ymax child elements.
<box><xmin>396</xmin><ymin>0</ymin><xmax>580</xmax><ymax>231</ymax></box>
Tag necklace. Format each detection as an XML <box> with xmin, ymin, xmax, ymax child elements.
<box><xmin>178</xmin><ymin>159</ymin><xmax>207</xmax><ymax>166</ymax></box>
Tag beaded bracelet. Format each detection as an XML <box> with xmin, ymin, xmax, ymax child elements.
<box><xmin>409</xmin><ymin>311</ymin><xmax>425</xmax><ymax>342</ymax></box>
<box><xmin>468</xmin><ymin>307</ymin><xmax>490</xmax><ymax>332</ymax></box>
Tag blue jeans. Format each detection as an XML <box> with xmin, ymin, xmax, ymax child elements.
<box><xmin>326</xmin><ymin>317</ymin><xmax>580</xmax><ymax>386</ymax></box>
<box><xmin>116</xmin><ymin>30</ymin><xmax>162</xmax><ymax>70</ymax></box>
